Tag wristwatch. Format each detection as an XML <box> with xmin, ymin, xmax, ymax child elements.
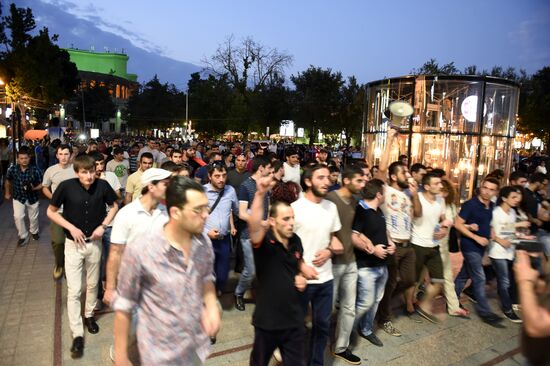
<box><xmin>101</xmin><ymin>224</ymin><xmax>108</xmax><ymax>230</ymax></box>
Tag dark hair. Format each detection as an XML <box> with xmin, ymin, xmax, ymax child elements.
<box><xmin>488</xmin><ymin>169</ymin><xmax>505</xmax><ymax>180</ymax></box>
<box><xmin>329</xmin><ymin>165</ymin><xmax>340</xmax><ymax>174</ymax></box>
<box><xmin>388</xmin><ymin>161</ymin><xmax>406</xmax><ymax>183</ymax></box>
<box><xmin>361</xmin><ymin>178</ymin><xmax>384</xmax><ymax>200</ymax></box>
<box><xmin>140</xmin><ymin>152</ymin><xmax>154</xmax><ymax>162</ymax></box>
<box><xmin>17</xmin><ymin>147</ymin><xmax>30</xmax><ymax>156</ymax></box>
<box><xmin>251</xmin><ymin>156</ymin><xmax>271</xmax><ymax>173</ymax></box>
<box><xmin>431</xmin><ymin>168</ymin><xmax>446</xmax><ymax>178</ymax></box>
<box><xmin>207</xmin><ymin>161</ymin><xmax>226</xmax><ymax>175</ymax></box>
<box><xmin>269</xmin><ymin>200</ymin><xmax>291</xmax><ymax>218</ymax></box>
<box><xmin>496</xmin><ymin>185</ymin><xmax>522</xmax><ymax>206</ymax></box>
<box><xmin>398</xmin><ymin>154</ymin><xmax>408</xmax><ymax>161</ymax></box>
<box><xmin>271</xmin><ymin>160</ymin><xmax>283</xmax><ymax>173</ymax></box>
<box><xmin>88</xmin><ymin>140</ymin><xmax>98</xmax><ymax>146</ymax></box>
<box><xmin>285</xmin><ymin>148</ymin><xmax>298</xmax><ymax>158</ymax></box>
<box><xmin>56</xmin><ymin>144</ymin><xmax>73</xmax><ymax>154</ymax></box>
<box><xmin>482</xmin><ymin>176</ymin><xmax>501</xmax><ymax>188</ymax></box>
<box><xmin>89</xmin><ymin>152</ymin><xmax>105</xmax><ymax>162</ymax></box>
<box><xmin>73</xmin><ymin>154</ymin><xmax>95</xmax><ymax>172</ymax></box>
<box><xmin>422</xmin><ymin>172</ymin><xmax>440</xmax><ymax>187</ymax></box>
<box><xmin>342</xmin><ymin>165</ymin><xmax>364</xmax><ymax>183</ymax></box>
<box><xmin>352</xmin><ymin>161</ymin><xmax>368</xmax><ymax>169</ymax></box>
<box><xmin>301</xmin><ymin>163</ymin><xmax>329</xmax><ymax>191</ymax></box>
<box><xmin>410</xmin><ymin>163</ymin><xmax>427</xmax><ymax>174</ymax></box>
<box><xmin>530</xmin><ymin>172</ymin><xmax>547</xmax><ymax>184</ymax></box>
<box><xmin>509</xmin><ymin>171</ymin><xmax>527</xmax><ymax>183</ymax></box>
<box><xmin>165</xmin><ymin>176</ymin><xmax>205</xmax><ymax>214</ymax></box>
<box><xmin>160</xmin><ymin>161</ymin><xmax>178</xmax><ymax>172</ymax></box>
<box><xmin>113</xmin><ymin>146</ymin><xmax>124</xmax><ymax>155</ymax></box>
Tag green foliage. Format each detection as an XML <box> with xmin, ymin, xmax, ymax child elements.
<box><xmin>69</xmin><ymin>86</ymin><xmax>116</xmax><ymax>124</ymax></box>
<box><xmin>519</xmin><ymin>67</ymin><xmax>550</xmax><ymax>149</ymax></box>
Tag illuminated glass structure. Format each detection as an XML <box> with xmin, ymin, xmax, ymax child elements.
<box><xmin>363</xmin><ymin>75</ymin><xmax>520</xmax><ymax>201</ymax></box>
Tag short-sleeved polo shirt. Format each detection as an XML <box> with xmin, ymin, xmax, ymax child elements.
<box><xmin>51</xmin><ymin>178</ymin><xmax>118</xmax><ymax>240</ymax></box>
<box><xmin>458</xmin><ymin>196</ymin><xmax>494</xmax><ymax>254</ymax></box>
<box><xmin>110</xmin><ymin>199</ymin><xmax>168</xmax><ymax>246</ymax></box>
<box><xmin>252</xmin><ymin>230</ymin><xmax>304</xmax><ymax>330</ymax></box>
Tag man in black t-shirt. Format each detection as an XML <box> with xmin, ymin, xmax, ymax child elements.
<box><xmin>47</xmin><ymin>155</ymin><xmax>118</xmax><ymax>358</ymax></box>
<box><xmin>351</xmin><ymin>179</ymin><xmax>395</xmax><ymax>348</ymax></box>
<box><xmin>247</xmin><ymin>175</ymin><xmax>316</xmax><ymax>366</ymax></box>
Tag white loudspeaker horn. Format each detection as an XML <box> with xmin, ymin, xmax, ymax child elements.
<box><xmin>386</xmin><ymin>101</ymin><xmax>413</xmax><ymax>129</ymax></box>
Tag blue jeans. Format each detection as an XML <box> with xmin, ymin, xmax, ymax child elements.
<box><xmin>301</xmin><ymin>280</ymin><xmax>333</xmax><ymax>366</ymax></box>
<box><xmin>98</xmin><ymin>226</ymin><xmax>112</xmax><ymax>300</ymax></box>
<box><xmin>355</xmin><ymin>266</ymin><xmax>388</xmax><ymax>336</ymax></box>
<box><xmin>454</xmin><ymin>250</ymin><xmax>493</xmax><ymax>317</ymax></box>
<box><xmin>212</xmin><ymin>236</ymin><xmax>231</xmax><ymax>292</ymax></box>
<box><xmin>491</xmin><ymin>258</ymin><xmax>516</xmax><ymax>313</ymax></box>
<box><xmin>235</xmin><ymin>237</ymin><xmax>255</xmax><ymax>296</ymax></box>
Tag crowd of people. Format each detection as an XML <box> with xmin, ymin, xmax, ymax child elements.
<box><xmin>1</xmin><ymin>128</ymin><xmax>550</xmax><ymax>366</ymax></box>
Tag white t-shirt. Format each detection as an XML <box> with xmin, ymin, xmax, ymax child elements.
<box><xmin>489</xmin><ymin>206</ymin><xmax>516</xmax><ymax>260</ymax></box>
<box><xmin>110</xmin><ymin>199</ymin><xmax>168</xmax><ymax>246</ymax></box>
<box><xmin>411</xmin><ymin>192</ymin><xmax>446</xmax><ymax>248</ymax></box>
<box><xmin>381</xmin><ymin>185</ymin><xmax>413</xmax><ymax>241</ymax></box>
<box><xmin>291</xmin><ymin>197</ymin><xmax>341</xmax><ymax>284</ymax></box>
<box><xmin>106</xmin><ymin>159</ymin><xmax>129</xmax><ymax>188</ymax></box>
<box><xmin>282</xmin><ymin>162</ymin><xmax>301</xmax><ymax>186</ymax></box>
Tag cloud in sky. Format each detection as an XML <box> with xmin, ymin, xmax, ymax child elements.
<box><xmin>40</xmin><ymin>0</ymin><xmax>165</xmax><ymax>55</ymax></box>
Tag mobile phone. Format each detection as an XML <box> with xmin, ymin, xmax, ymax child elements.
<box><xmin>515</xmin><ymin>240</ymin><xmax>544</xmax><ymax>253</ymax></box>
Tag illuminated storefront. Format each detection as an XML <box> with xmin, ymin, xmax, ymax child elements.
<box><xmin>363</xmin><ymin>75</ymin><xmax>520</xmax><ymax>202</ymax></box>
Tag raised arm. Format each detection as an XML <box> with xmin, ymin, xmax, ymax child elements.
<box><xmin>375</xmin><ymin>129</ymin><xmax>398</xmax><ymax>181</ymax></box>
<box><xmin>248</xmin><ymin>176</ymin><xmax>272</xmax><ymax>245</ymax></box>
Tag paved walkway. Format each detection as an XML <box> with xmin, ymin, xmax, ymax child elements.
<box><xmin>0</xmin><ymin>198</ymin><xmax>529</xmax><ymax>366</ymax></box>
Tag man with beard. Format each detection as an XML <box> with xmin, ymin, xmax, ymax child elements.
<box><xmin>234</xmin><ymin>157</ymin><xmax>274</xmax><ymax>311</ymax></box>
<box><xmin>291</xmin><ymin>164</ymin><xmax>343</xmax><ymax>366</ymax></box>
<box><xmin>247</xmin><ymin>175</ymin><xmax>314</xmax><ymax>366</ymax></box>
<box><xmin>326</xmin><ymin>165</ymin><xmax>366</xmax><ymax>364</ymax></box>
<box><xmin>375</xmin><ymin>130</ymin><xmax>422</xmax><ymax>337</ymax></box>
<box><xmin>227</xmin><ymin>153</ymin><xmax>251</xmax><ymax>191</ymax></box>
<box><xmin>203</xmin><ymin>163</ymin><xmax>239</xmax><ymax>294</ymax></box>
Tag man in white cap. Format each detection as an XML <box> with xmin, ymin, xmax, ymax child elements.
<box><xmin>104</xmin><ymin>167</ymin><xmax>171</xmax><ymax>361</ymax></box>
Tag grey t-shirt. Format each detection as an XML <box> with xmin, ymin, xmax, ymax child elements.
<box><xmin>42</xmin><ymin>164</ymin><xmax>76</xmax><ymax>212</ymax></box>
<box><xmin>326</xmin><ymin>190</ymin><xmax>357</xmax><ymax>264</ymax></box>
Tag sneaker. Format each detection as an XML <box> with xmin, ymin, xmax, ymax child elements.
<box><xmin>481</xmin><ymin>314</ymin><xmax>506</xmax><ymax>328</ymax></box>
<box><xmin>17</xmin><ymin>237</ymin><xmax>29</xmax><ymax>247</ymax></box>
<box><xmin>415</xmin><ymin>306</ymin><xmax>440</xmax><ymax>324</ymax></box>
<box><xmin>504</xmin><ymin>311</ymin><xmax>522</xmax><ymax>323</ymax></box>
<box><xmin>234</xmin><ymin>294</ymin><xmax>245</xmax><ymax>311</ymax></box>
<box><xmin>358</xmin><ymin>330</ymin><xmax>383</xmax><ymax>347</ymax></box>
<box><xmin>462</xmin><ymin>287</ymin><xmax>477</xmax><ymax>304</ymax></box>
<box><xmin>382</xmin><ymin>321</ymin><xmax>402</xmax><ymax>337</ymax></box>
<box><xmin>53</xmin><ymin>266</ymin><xmax>64</xmax><ymax>280</ymax></box>
<box><xmin>273</xmin><ymin>348</ymin><xmax>282</xmax><ymax>362</ymax></box>
<box><xmin>31</xmin><ymin>233</ymin><xmax>39</xmax><ymax>240</ymax></box>
<box><xmin>333</xmin><ymin>348</ymin><xmax>361</xmax><ymax>364</ymax></box>
<box><xmin>512</xmin><ymin>304</ymin><xmax>521</xmax><ymax>312</ymax></box>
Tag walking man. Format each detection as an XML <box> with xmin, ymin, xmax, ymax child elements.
<box><xmin>292</xmin><ymin>164</ymin><xmax>343</xmax><ymax>366</ymax></box>
<box><xmin>42</xmin><ymin>144</ymin><xmax>76</xmax><ymax>279</ymax></box>
<box><xmin>234</xmin><ymin>157</ymin><xmax>273</xmax><ymax>311</ymax></box>
<box><xmin>124</xmin><ymin>152</ymin><xmax>154</xmax><ymax>204</ymax></box>
<box><xmin>326</xmin><ymin>165</ymin><xmax>365</xmax><ymax>364</ymax></box>
<box><xmin>4</xmin><ymin>148</ymin><xmax>42</xmax><ymax>246</ymax></box>
<box><xmin>47</xmin><ymin>154</ymin><xmax>118</xmax><ymax>358</ymax></box>
<box><xmin>203</xmin><ymin>163</ymin><xmax>239</xmax><ymax>293</ymax></box>
<box><xmin>113</xmin><ymin>177</ymin><xmax>221</xmax><ymax>365</ymax></box>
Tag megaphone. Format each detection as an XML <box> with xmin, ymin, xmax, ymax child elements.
<box><xmin>384</xmin><ymin>101</ymin><xmax>413</xmax><ymax>129</ymax></box>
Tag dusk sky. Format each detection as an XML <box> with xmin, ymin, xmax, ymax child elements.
<box><xmin>34</xmin><ymin>0</ymin><xmax>550</xmax><ymax>83</ymax></box>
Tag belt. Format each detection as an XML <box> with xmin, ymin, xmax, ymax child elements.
<box><xmin>393</xmin><ymin>241</ymin><xmax>410</xmax><ymax>248</ymax></box>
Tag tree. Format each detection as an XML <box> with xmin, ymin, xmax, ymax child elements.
<box><xmin>411</xmin><ymin>58</ymin><xmax>459</xmax><ymax>75</ymax></box>
<box><xmin>68</xmin><ymin>86</ymin><xmax>116</xmax><ymax>125</ymax></box>
<box><xmin>338</xmin><ymin>76</ymin><xmax>365</xmax><ymax>146</ymax></box>
<box><xmin>0</xmin><ymin>3</ymin><xmax>78</xmax><ymax>131</ymax></box>
<box><xmin>124</xmin><ymin>76</ymin><xmax>186</xmax><ymax>132</ymax></box>
<box><xmin>520</xmin><ymin>67</ymin><xmax>550</xmax><ymax>150</ymax></box>
<box><xmin>291</xmin><ymin>66</ymin><xmax>344</xmax><ymax>144</ymax></box>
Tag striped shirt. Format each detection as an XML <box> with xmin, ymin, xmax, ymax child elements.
<box><xmin>114</xmin><ymin>225</ymin><xmax>215</xmax><ymax>365</ymax></box>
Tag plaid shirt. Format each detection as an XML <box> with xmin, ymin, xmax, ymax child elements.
<box><xmin>6</xmin><ymin>164</ymin><xmax>42</xmax><ymax>204</ymax></box>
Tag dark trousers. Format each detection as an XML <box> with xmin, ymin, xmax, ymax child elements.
<box><xmin>377</xmin><ymin>245</ymin><xmax>416</xmax><ymax>325</ymax></box>
<box><xmin>491</xmin><ymin>258</ymin><xmax>517</xmax><ymax>313</ymax></box>
<box><xmin>250</xmin><ymin>326</ymin><xmax>306</xmax><ymax>366</ymax></box>
<box><xmin>301</xmin><ymin>280</ymin><xmax>333</xmax><ymax>366</ymax></box>
<box><xmin>98</xmin><ymin>226</ymin><xmax>112</xmax><ymax>300</ymax></box>
<box><xmin>212</xmin><ymin>236</ymin><xmax>232</xmax><ymax>292</ymax></box>
<box><xmin>454</xmin><ymin>250</ymin><xmax>493</xmax><ymax>317</ymax></box>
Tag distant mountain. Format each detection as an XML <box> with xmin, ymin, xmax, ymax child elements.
<box><xmin>11</xmin><ymin>0</ymin><xmax>202</xmax><ymax>86</ymax></box>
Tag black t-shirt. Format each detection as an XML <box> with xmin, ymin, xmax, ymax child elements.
<box><xmin>51</xmin><ymin>178</ymin><xmax>117</xmax><ymax>240</ymax></box>
<box><xmin>523</xmin><ymin>188</ymin><xmax>540</xmax><ymax>233</ymax></box>
<box><xmin>352</xmin><ymin>202</ymin><xmax>389</xmax><ymax>268</ymax></box>
<box><xmin>252</xmin><ymin>230</ymin><xmax>304</xmax><ymax>330</ymax></box>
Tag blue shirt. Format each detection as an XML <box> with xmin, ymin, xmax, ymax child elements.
<box><xmin>6</xmin><ymin>164</ymin><xmax>42</xmax><ymax>204</ymax></box>
<box><xmin>458</xmin><ymin>196</ymin><xmax>494</xmax><ymax>254</ymax></box>
<box><xmin>238</xmin><ymin>176</ymin><xmax>269</xmax><ymax>239</ymax></box>
<box><xmin>204</xmin><ymin>183</ymin><xmax>239</xmax><ymax>237</ymax></box>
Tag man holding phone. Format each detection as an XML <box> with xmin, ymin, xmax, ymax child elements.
<box><xmin>47</xmin><ymin>154</ymin><xmax>118</xmax><ymax>358</ymax></box>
